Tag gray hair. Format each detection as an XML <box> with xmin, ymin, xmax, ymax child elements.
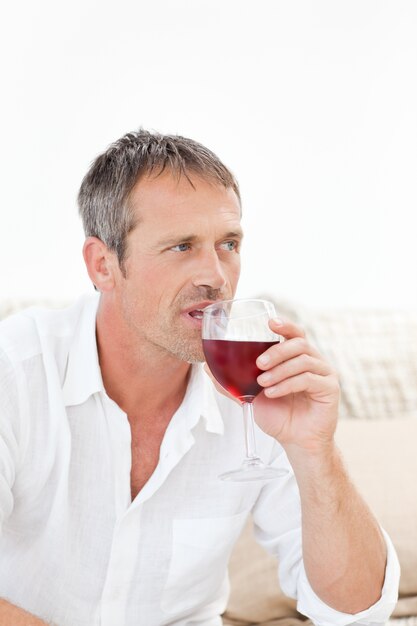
<box><xmin>78</xmin><ymin>128</ymin><xmax>240</xmax><ymax>276</ymax></box>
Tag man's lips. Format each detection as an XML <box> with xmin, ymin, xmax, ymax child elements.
<box><xmin>182</xmin><ymin>301</ymin><xmax>218</xmax><ymax>321</ymax></box>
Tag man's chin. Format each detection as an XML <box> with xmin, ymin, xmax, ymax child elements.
<box><xmin>185</xmin><ymin>354</ymin><xmax>205</xmax><ymax>364</ymax></box>
<box><xmin>178</xmin><ymin>347</ymin><xmax>205</xmax><ymax>364</ymax></box>
<box><xmin>165</xmin><ymin>335</ymin><xmax>205</xmax><ymax>364</ymax></box>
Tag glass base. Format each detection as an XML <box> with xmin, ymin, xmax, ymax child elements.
<box><xmin>219</xmin><ymin>457</ymin><xmax>289</xmax><ymax>482</ymax></box>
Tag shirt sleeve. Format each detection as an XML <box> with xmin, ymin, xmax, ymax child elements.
<box><xmin>0</xmin><ymin>348</ymin><xmax>26</xmax><ymax>532</ymax></box>
<box><xmin>251</xmin><ymin>445</ymin><xmax>400</xmax><ymax>626</ymax></box>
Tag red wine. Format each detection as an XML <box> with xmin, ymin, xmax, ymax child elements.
<box><xmin>202</xmin><ymin>339</ymin><xmax>280</xmax><ymax>400</ymax></box>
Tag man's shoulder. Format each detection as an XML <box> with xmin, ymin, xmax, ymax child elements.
<box><xmin>0</xmin><ymin>293</ymin><xmax>99</xmax><ymax>364</ymax></box>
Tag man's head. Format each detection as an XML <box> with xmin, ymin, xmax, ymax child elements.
<box><xmin>78</xmin><ymin>129</ymin><xmax>240</xmax><ymax>277</ymax></box>
<box><xmin>79</xmin><ymin>129</ymin><xmax>242</xmax><ymax>363</ymax></box>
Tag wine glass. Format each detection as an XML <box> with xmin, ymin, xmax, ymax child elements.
<box><xmin>202</xmin><ymin>298</ymin><xmax>289</xmax><ymax>482</ymax></box>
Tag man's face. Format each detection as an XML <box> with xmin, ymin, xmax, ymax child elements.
<box><xmin>112</xmin><ymin>170</ymin><xmax>242</xmax><ymax>363</ymax></box>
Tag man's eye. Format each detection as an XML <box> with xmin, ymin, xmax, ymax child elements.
<box><xmin>220</xmin><ymin>240</ymin><xmax>238</xmax><ymax>252</ymax></box>
<box><xmin>171</xmin><ymin>243</ymin><xmax>191</xmax><ymax>252</ymax></box>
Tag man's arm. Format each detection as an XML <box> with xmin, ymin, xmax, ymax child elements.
<box><xmin>254</xmin><ymin>317</ymin><xmax>392</xmax><ymax>614</ymax></box>
<box><xmin>0</xmin><ymin>354</ymin><xmax>53</xmax><ymax>625</ymax></box>
<box><xmin>285</xmin><ymin>442</ymin><xmax>386</xmax><ymax>613</ymax></box>
<box><xmin>0</xmin><ymin>599</ymin><xmax>50</xmax><ymax>626</ymax></box>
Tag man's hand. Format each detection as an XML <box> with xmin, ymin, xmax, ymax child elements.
<box><xmin>255</xmin><ymin>317</ymin><xmax>340</xmax><ymax>454</ymax></box>
<box><xmin>253</xmin><ymin>318</ymin><xmax>389</xmax><ymax>615</ymax></box>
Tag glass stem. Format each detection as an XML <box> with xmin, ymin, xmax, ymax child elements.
<box><xmin>242</xmin><ymin>400</ymin><xmax>259</xmax><ymax>461</ymax></box>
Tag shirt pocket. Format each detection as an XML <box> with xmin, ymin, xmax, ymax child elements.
<box><xmin>161</xmin><ymin>509</ymin><xmax>250</xmax><ymax>615</ymax></box>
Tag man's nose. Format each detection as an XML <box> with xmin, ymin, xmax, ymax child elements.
<box><xmin>192</xmin><ymin>249</ymin><xmax>227</xmax><ymax>291</ymax></box>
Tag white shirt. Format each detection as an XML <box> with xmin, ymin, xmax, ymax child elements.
<box><xmin>0</xmin><ymin>293</ymin><xmax>399</xmax><ymax>626</ymax></box>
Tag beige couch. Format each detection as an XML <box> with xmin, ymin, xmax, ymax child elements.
<box><xmin>1</xmin><ymin>299</ymin><xmax>416</xmax><ymax>625</ymax></box>
<box><xmin>223</xmin><ymin>300</ymin><xmax>417</xmax><ymax>626</ymax></box>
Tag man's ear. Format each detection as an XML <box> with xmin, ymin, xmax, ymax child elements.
<box><xmin>82</xmin><ymin>237</ymin><xmax>117</xmax><ymax>292</ymax></box>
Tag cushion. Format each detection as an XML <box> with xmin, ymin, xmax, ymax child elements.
<box><xmin>224</xmin><ymin>516</ymin><xmax>301</xmax><ymax>625</ymax></box>
<box><xmin>335</xmin><ymin>416</ymin><xmax>417</xmax><ymax>616</ymax></box>
<box><xmin>272</xmin><ymin>300</ymin><xmax>417</xmax><ymax>420</ymax></box>
<box><xmin>0</xmin><ymin>299</ymin><xmax>68</xmax><ymax>321</ymax></box>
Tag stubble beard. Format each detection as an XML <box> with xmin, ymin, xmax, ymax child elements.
<box><xmin>121</xmin><ymin>299</ymin><xmax>205</xmax><ymax>364</ymax></box>
<box><xmin>155</xmin><ymin>288</ymin><xmax>228</xmax><ymax>363</ymax></box>
<box><xmin>149</xmin><ymin>315</ymin><xmax>205</xmax><ymax>364</ymax></box>
<box><xmin>125</xmin><ymin>288</ymin><xmax>229</xmax><ymax>365</ymax></box>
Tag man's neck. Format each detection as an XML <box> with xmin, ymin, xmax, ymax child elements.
<box><xmin>95</xmin><ymin>301</ymin><xmax>191</xmax><ymax>420</ymax></box>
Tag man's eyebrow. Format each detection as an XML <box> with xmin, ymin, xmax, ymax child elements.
<box><xmin>156</xmin><ymin>234</ymin><xmax>199</xmax><ymax>247</ymax></box>
<box><xmin>156</xmin><ymin>231</ymin><xmax>244</xmax><ymax>247</ymax></box>
<box><xmin>223</xmin><ymin>230</ymin><xmax>244</xmax><ymax>240</ymax></box>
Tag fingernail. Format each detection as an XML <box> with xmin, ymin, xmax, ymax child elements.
<box><xmin>273</xmin><ymin>318</ymin><xmax>284</xmax><ymax>326</ymax></box>
<box><xmin>258</xmin><ymin>354</ymin><xmax>270</xmax><ymax>365</ymax></box>
<box><xmin>258</xmin><ymin>372</ymin><xmax>271</xmax><ymax>383</ymax></box>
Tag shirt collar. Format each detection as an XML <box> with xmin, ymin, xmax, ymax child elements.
<box><xmin>62</xmin><ymin>293</ymin><xmax>104</xmax><ymax>407</ymax></box>
<box><xmin>62</xmin><ymin>294</ymin><xmax>225</xmax><ymax>436</ymax></box>
<box><xmin>183</xmin><ymin>363</ymin><xmax>225</xmax><ymax>435</ymax></box>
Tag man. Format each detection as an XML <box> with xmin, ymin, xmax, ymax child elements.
<box><xmin>0</xmin><ymin>129</ymin><xmax>399</xmax><ymax>625</ymax></box>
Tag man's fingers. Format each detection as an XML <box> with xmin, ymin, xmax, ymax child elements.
<box><xmin>257</xmin><ymin>335</ymin><xmax>322</xmax><ymax>370</ymax></box>
<box><xmin>263</xmin><ymin>371</ymin><xmax>340</xmax><ymax>399</ymax></box>
<box><xmin>257</xmin><ymin>354</ymin><xmax>333</xmax><ymax>388</ymax></box>
<box><xmin>268</xmin><ymin>317</ymin><xmax>305</xmax><ymax>340</ymax></box>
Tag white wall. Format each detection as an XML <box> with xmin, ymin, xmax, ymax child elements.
<box><xmin>1</xmin><ymin>0</ymin><xmax>416</xmax><ymax>309</ymax></box>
